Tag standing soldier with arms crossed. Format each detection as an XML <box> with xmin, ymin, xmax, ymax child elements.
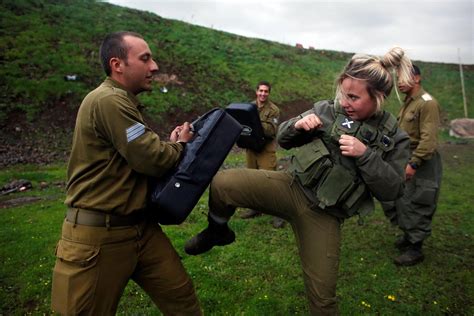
<box><xmin>383</xmin><ymin>64</ymin><xmax>443</xmax><ymax>266</ymax></box>
<box><xmin>240</xmin><ymin>81</ymin><xmax>285</xmax><ymax>228</ymax></box>
<box><xmin>51</xmin><ymin>31</ymin><xmax>201</xmax><ymax>315</ymax></box>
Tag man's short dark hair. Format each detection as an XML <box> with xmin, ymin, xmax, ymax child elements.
<box><xmin>99</xmin><ymin>31</ymin><xmax>144</xmax><ymax>76</ymax></box>
<box><xmin>256</xmin><ymin>80</ymin><xmax>271</xmax><ymax>92</ymax></box>
<box><xmin>412</xmin><ymin>64</ymin><xmax>421</xmax><ymax>76</ymax></box>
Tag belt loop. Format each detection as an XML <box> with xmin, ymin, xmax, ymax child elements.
<box><xmin>105</xmin><ymin>214</ymin><xmax>111</xmax><ymax>230</ymax></box>
<box><xmin>73</xmin><ymin>209</ymin><xmax>79</xmax><ymax>228</ymax></box>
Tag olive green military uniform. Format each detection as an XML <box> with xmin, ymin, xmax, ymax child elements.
<box><xmin>51</xmin><ymin>78</ymin><xmax>201</xmax><ymax>315</ymax></box>
<box><xmin>245</xmin><ymin>100</ymin><xmax>280</xmax><ymax>170</ymax></box>
<box><xmin>384</xmin><ymin>88</ymin><xmax>442</xmax><ymax>244</ymax></box>
<box><xmin>207</xmin><ymin>101</ymin><xmax>410</xmax><ymax>315</ymax></box>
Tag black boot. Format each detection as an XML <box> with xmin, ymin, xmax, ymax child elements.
<box><xmin>394</xmin><ymin>242</ymin><xmax>424</xmax><ymax>266</ymax></box>
<box><xmin>394</xmin><ymin>235</ymin><xmax>411</xmax><ymax>251</ymax></box>
<box><xmin>184</xmin><ymin>216</ymin><xmax>235</xmax><ymax>255</ymax></box>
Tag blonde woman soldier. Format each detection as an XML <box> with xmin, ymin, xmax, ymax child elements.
<box><xmin>184</xmin><ymin>47</ymin><xmax>413</xmax><ymax>315</ymax></box>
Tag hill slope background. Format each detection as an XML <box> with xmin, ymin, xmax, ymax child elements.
<box><xmin>1</xmin><ymin>0</ymin><xmax>473</xmax><ymax>166</ymax></box>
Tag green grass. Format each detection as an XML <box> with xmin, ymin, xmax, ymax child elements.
<box><xmin>1</xmin><ymin>144</ymin><xmax>473</xmax><ymax>315</ymax></box>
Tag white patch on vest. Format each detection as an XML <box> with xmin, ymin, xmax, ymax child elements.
<box><xmin>126</xmin><ymin>123</ymin><xmax>145</xmax><ymax>143</ymax></box>
<box><xmin>422</xmin><ymin>93</ymin><xmax>432</xmax><ymax>101</ymax></box>
<box><xmin>342</xmin><ymin>118</ymin><xmax>354</xmax><ymax>129</ymax></box>
<box><xmin>272</xmin><ymin>118</ymin><xmax>279</xmax><ymax>124</ymax></box>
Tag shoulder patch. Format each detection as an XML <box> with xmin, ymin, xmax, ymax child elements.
<box><xmin>112</xmin><ymin>87</ymin><xmax>128</xmax><ymax>97</ymax></box>
<box><xmin>126</xmin><ymin>122</ymin><xmax>145</xmax><ymax>143</ymax></box>
<box><xmin>422</xmin><ymin>93</ymin><xmax>432</xmax><ymax>101</ymax></box>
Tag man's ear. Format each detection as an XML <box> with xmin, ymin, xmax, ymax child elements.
<box><xmin>414</xmin><ymin>74</ymin><xmax>421</xmax><ymax>84</ymax></box>
<box><xmin>110</xmin><ymin>57</ymin><xmax>123</xmax><ymax>75</ymax></box>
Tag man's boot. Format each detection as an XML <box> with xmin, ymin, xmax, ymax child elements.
<box><xmin>240</xmin><ymin>209</ymin><xmax>262</xmax><ymax>219</ymax></box>
<box><xmin>184</xmin><ymin>215</ymin><xmax>235</xmax><ymax>255</ymax></box>
<box><xmin>394</xmin><ymin>241</ymin><xmax>424</xmax><ymax>266</ymax></box>
<box><xmin>394</xmin><ymin>235</ymin><xmax>411</xmax><ymax>251</ymax></box>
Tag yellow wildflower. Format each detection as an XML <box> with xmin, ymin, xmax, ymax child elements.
<box><xmin>387</xmin><ymin>295</ymin><xmax>396</xmax><ymax>301</ymax></box>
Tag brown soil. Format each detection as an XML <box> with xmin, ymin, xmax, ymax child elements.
<box><xmin>0</xmin><ymin>196</ymin><xmax>43</xmax><ymax>209</ymax></box>
<box><xmin>2</xmin><ymin>97</ymin><xmax>471</xmax><ymax>211</ymax></box>
<box><xmin>0</xmin><ymin>99</ymin><xmax>313</xmax><ymax>167</ymax></box>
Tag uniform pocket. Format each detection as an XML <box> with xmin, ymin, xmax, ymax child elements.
<box><xmin>412</xmin><ymin>178</ymin><xmax>438</xmax><ymax>206</ymax></box>
<box><xmin>316</xmin><ymin>164</ymin><xmax>356</xmax><ymax>209</ymax></box>
<box><xmin>291</xmin><ymin>139</ymin><xmax>332</xmax><ymax>188</ymax></box>
<box><xmin>55</xmin><ymin>239</ymin><xmax>100</xmax><ymax>265</ymax></box>
<box><xmin>404</xmin><ymin>111</ymin><xmax>418</xmax><ymax>122</ymax></box>
<box><xmin>51</xmin><ymin>239</ymin><xmax>100</xmax><ymax>314</ymax></box>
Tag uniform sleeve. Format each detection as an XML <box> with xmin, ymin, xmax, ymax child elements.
<box><xmin>277</xmin><ymin>101</ymin><xmax>333</xmax><ymax>149</ymax></box>
<box><xmin>277</xmin><ymin>109</ymin><xmax>315</xmax><ymax>149</ymax></box>
<box><xmin>411</xmin><ymin>100</ymin><xmax>440</xmax><ymax>165</ymax></box>
<box><xmin>93</xmin><ymin>94</ymin><xmax>183</xmax><ymax>177</ymax></box>
<box><xmin>260</xmin><ymin>106</ymin><xmax>280</xmax><ymax>139</ymax></box>
<box><xmin>356</xmin><ymin>129</ymin><xmax>410</xmax><ymax>201</ymax></box>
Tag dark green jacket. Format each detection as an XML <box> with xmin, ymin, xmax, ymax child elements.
<box><xmin>277</xmin><ymin>100</ymin><xmax>410</xmax><ymax>218</ymax></box>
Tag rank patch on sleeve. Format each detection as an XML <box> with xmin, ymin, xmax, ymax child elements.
<box><xmin>126</xmin><ymin>123</ymin><xmax>145</xmax><ymax>143</ymax></box>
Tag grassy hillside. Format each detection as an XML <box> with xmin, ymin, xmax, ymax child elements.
<box><xmin>1</xmin><ymin>0</ymin><xmax>473</xmax><ymax>166</ymax></box>
<box><xmin>2</xmin><ymin>0</ymin><xmax>473</xmax><ymax>121</ymax></box>
<box><xmin>0</xmin><ymin>0</ymin><xmax>342</xmax><ymax>122</ymax></box>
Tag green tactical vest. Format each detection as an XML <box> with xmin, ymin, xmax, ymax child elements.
<box><xmin>289</xmin><ymin>106</ymin><xmax>398</xmax><ymax>218</ymax></box>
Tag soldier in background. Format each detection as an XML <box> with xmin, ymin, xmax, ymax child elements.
<box><xmin>240</xmin><ymin>81</ymin><xmax>286</xmax><ymax>228</ymax></box>
<box><xmin>51</xmin><ymin>31</ymin><xmax>201</xmax><ymax>315</ymax></box>
<box><xmin>383</xmin><ymin>64</ymin><xmax>443</xmax><ymax>266</ymax></box>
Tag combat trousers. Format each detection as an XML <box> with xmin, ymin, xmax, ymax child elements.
<box><xmin>384</xmin><ymin>151</ymin><xmax>443</xmax><ymax>243</ymax></box>
<box><xmin>209</xmin><ymin>168</ymin><xmax>341</xmax><ymax>315</ymax></box>
<box><xmin>245</xmin><ymin>140</ymin><xmax>277</xmax><ymax>170</ymax></box>
<box><xmin>51</xmin><ymin>219</ymin><xmax>201</xmax><ymax>315</ymax></box>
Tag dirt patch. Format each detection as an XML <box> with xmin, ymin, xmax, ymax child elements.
<box><xmin>0</xmin><ymin>196</ymin><xmax>42</xmax><ymax>209</ymax></box>
<box><xmin>143</xmin><ymin>107</ymin><xmax>203</xmax><ymax>139</ymax></box>
<box><xmin>2</xmin><ymin>97</ymin><xmax>471</xmax><ymax>169</ymax></box>
<box><xmin>438</xmin><ymin>142</ymin><xmax>474</xmax><ymax>168</ymax></box>
<box><xmin>0</xmin><ymin>101</ymin><xmax>76</xmax><ymax>167</ymax></box>
<box><xmin>279</xmin><ymin>99</ymin><xmax>314</xmax><ymax>121</ymax></box>
<box><xmin>0</xmin><ymin>98</ymin><xmax>313</xmax><ymax>167</ymax></box>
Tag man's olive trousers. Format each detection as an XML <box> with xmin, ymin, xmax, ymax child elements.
<box><xmin>51</xmin><ymin>220</ymin><xmax>201</xmax><ymax>315</ymax></box>
<box><xmin>245</xmin><ymin>141</ymin><xmax>277</xmax><ymax>170</ymax></box>
<box><xmin>383</xmin><ymin>151</ymin><xmax>443</xmax><ymax>243</ymax></box>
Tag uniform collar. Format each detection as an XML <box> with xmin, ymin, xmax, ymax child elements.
<box><xmin>254</xmin><ymin>99</ymin><xmax>272</xmax><ymax>109</ymax></box>
<box><xmin>404</xmin><ymin>87</ymin><xmax>425</xmax><ymax>104</ymax></box>
<box><xmin>104</xmin><ymin>77</ymin><xmax>142</xmax><ymax>108</ymax></box>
